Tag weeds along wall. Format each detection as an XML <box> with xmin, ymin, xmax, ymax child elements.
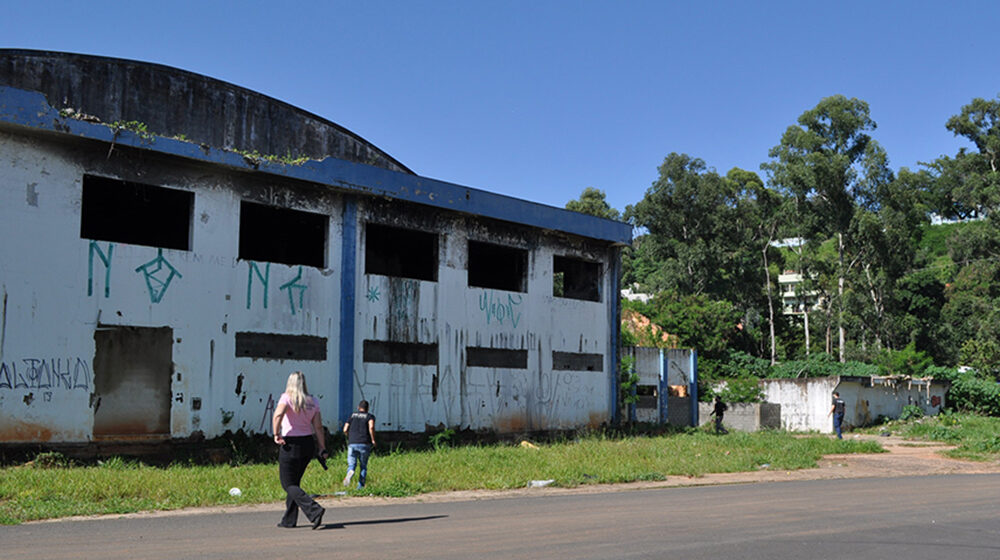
<box><xmin>0</xmin><ymin>73</ymin><xmax>628</xmax><ymax>444</ymax></box>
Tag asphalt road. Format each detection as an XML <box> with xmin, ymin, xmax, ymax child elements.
<box><xmin>3</xmin><ymin>474</ymin><xmax>999</xmax><ymax>559</ymax></box>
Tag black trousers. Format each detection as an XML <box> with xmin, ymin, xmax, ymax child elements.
<box><xmin>278</xmin><ymin>435</ymin><xmax>324</xmax><ymax>527</ymax></box>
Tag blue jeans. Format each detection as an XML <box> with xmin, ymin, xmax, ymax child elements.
<box><xmin>833</xmin><ymin>413</ymin><xmax>844</xmax><ymax>439</ymax></box>
<box><xmin>347</xmin><ymin>443</ymin><xmax>372</xmax><ymax>488</ymax></box>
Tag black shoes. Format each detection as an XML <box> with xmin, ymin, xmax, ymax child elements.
<box><xmin>312</xmin><ymin>507</ymin><xmax>325</xmax><ymax>530</ymax></box>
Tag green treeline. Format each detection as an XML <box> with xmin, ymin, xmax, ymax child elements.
<box><xmin>568</xmin><ymin>94</ymin><xmax>1000</xmax><ymax>408</ymax></box>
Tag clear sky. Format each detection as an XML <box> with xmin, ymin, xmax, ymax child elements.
<box><xmin>2</xmin><ymin>1</ymin><xmax>998</xmax><ymax>215</ymax></box>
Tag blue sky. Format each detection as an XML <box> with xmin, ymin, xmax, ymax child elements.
<box><xmin>2</xmin><ymin>1</ymin><xmax>998</xmax><ymax>215</ymax></box>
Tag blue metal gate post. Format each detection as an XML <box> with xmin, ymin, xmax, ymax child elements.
<box><xmin>689</xmin><ymin>349</ymin><xmax>698</xmax><ymax>427</ymax></box>
<box><xmin>658</xmin><ymin>349</ymin><xmax>669</xmax><ymax>424</ymax></box>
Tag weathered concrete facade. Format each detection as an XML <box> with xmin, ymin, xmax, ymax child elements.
<box><xmin>621</xmin><ymin>346</ymin><xmax>697</xmax><ymax>427</ymax></box>
<box><xmin>762</xmin><ymin>376</ymin><xmax>949</xmax><ymax>434</ymax></box>
<box><xmin>696</xmin><ymin>402</ymin><xmax>781</xmax><ymax>432</ymax></box>
<box><xmin>0</xmin><ymin>51</ymin><xmax>631</xmax><ymax>444</ymax></box>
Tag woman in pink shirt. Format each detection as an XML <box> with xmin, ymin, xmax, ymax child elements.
<box><xmin>272</xmin><ymin>371</ymin><xmax>327</xmax><ymax>529</ymax></box>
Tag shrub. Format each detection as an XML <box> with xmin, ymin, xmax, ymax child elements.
<box><xmin>929</xmin><ymin>366</ymin><xmax>1000</xmax><ymax>416</ymax></box>
<box><xmin>715</xmin><ymin>376</ymin><xmax>764</xmax><ymax>403</ymax></box>
<box><xmin>31</xmin><ymin>451</ymin><xmax>71</xmax><ymax>469</ymax></box>
<box><xmin>899</xmin><ymin>404</ymin><xmax>924</xmax><ymax>421</ymax></box>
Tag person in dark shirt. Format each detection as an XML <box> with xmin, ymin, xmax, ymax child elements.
<box><xmin>828</xmin><ymin>391</ymin><xmax>846</xmax><ymax>439</ymax></box>
<box><xmin>342</xmin><ymin>400</ymin><xmax>376</xmax><ymax>489</ymax></box>
<box><xmin>711</xmin><ymin>396</ymin><xmax>728</xmax><ymax>434</ymax></box>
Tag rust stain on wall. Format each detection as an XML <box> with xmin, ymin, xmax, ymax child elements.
<box><xmin>0</xmin><ymin>419</ymin><xmax>53</xmax><ymax>442</ymax></box>
<box><xmin>495</xmin><ymin>414</ymin><xmax>527</xmax><ymax>434</ymax></box>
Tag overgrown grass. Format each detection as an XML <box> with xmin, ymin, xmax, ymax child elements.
<box><xmin>875</xmin><ymin>412</ymin><xmax>1000</xmax><ymax>461</ymax></box>
<box><xmin>0</xmin><ymin>430</ymin><xmax>880</xmax><ymax>525</ymax></box>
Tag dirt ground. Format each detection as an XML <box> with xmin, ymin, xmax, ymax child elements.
<box><xmin>47</xmin><ymin>434</ymin><xmax>999</xmax><ymax>523</ymax></box>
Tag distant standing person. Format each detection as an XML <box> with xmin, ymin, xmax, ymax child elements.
<box><xmin>828</xmin><ymin>391</ymin><xmax>846</xmax><ymax>439</ymax></box>
<box><xmin>711</xmin><ymin>396</ymin><xmax>728</xmax><ymax>434</ymax></box>
<box><xmin>272</xmin><ymin>371</ymin><xmax>326</xmax><ymax>529</ymax></box>
<box><xmin>343</xmin><ymin>400</ymin><xmax>376</xmax><ymax>489</ymax></box>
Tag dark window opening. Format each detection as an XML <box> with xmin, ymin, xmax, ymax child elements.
<box><xmin>636</xmin><ymin>385</ymin><xmax>658</xmax><ymax>409</ymax></box>
<box><xmin>80</xmin><ymin>175</ymin><xmax>192</xmax><ymax>250</ymax></box>
<box><xmin>468</xmin><ymin>241</ymin><xmax>527</xmax><ymax>292</ymax></box>
<box><xmin>239</xmin><ymin>201</ymin><xmax>327</xmax><ymax>267</ymax></box>
<box><xmin>552</xmin><ymin>351</ymin><xmax>603</xmax><ymax>372</ymax></box>
<box><xmin>235</xmin><ymin>332</ymin><xmax>327</xmax><ymax>361</ymax></box>
<box><xmin>466</xmin><ymin>347</ymin><xmax>528</xmax><ymax>369</ymax></box>
<box><xmin>365</xmin><ymin>223</ymin><xmax>437</xmax><ymax>281</ymax></box>
<box><xmin>553</xmin><ymin>256</ymin><xmax>601</xmax><ymax>302</ymax></box>
<box><xmin>363</xmin><ymin>340</ymin><xmax>438</xmax><ymax>365</ymax></box>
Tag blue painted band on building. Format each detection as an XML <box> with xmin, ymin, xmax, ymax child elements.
<box><xmin>0</xmin><ymin>86</ymin><xmax>632</xmax><ymax>246</ymax></box>
<box><xmin>338</xmin><ymin>198</ymin><xmax>358</xmax><ymax>423</ymax></box>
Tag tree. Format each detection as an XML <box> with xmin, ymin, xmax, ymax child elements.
<box><xmin>565</xmin><ymin>187</ymin><xmax>621</xmax><ymax>220</ymax></box>
<box><xmin>930</xmin><ymin>95</ymin><xmax>1000</xmax><ymax>371</ymax></box>
<box><xmin>726</xmin><ymin>167</ymin><xmax>787</xmax><ymax>364</ymax></box>
<box><xmin>625</xmin><ymin>153</ymin><xmax>745</xmax><ymax>299</ymax></box>
<box><xmin>763</xmin><ymin>95</ymin><xmax>893</xmax><ymax>362</ymax></box>
<box><xmin>846</xmin><ymin>167</ymin><xmax>928</xmax><ymax>354</ymax></box>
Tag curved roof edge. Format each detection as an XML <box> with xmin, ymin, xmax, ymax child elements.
<box><xmin>0</xmin><ymin>49</ymin><xmax>413</xmax><ymax>174</ymax></box>
<box><xmin>0</xmin><ymin>84</ymin><xmax>632</xmax><ymax>246</ymax></box>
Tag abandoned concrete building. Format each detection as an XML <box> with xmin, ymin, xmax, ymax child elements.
<box><xmin>0</xmin><ymin>50</ymin><xmax>632</xmax><ymax>445</ymax></box>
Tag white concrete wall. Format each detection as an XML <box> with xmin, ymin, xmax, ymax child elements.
<box><xmin>0</xmin><ymin>131</ymin><xmax>346</xmax><ymax>442</ymax></box>
<box><xmin>762</xmin><ymin>377</ymin><xmax>948</xmax><ymax>433</ymax></box>
<box><xmin>840</xmin><ymin>378</ymin><xmax>947</xmax><ymax>428</ymax></box>
<box><xmin>353</xmin><ymin>205</ymin><xmax>614</xmax><ymax>434</ymax></box>
<box><xmin>761</xmin><ymin>377</ymin><xmax>839</xmax><ymax>433</ymax></box>
<box><xmin>0</xmin><ymin>130</ymin><xmax>619</xmax><ymax>442</ymax></box>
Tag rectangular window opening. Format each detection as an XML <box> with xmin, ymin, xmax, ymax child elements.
<box><xmin>636</xmin><ymin>385</ymin><xmax>658</xmax><ymax>409</ymax></box>
<box><xmin>466</xmin><ymin>347</ymin><xmax>528</xmax><ymax>369</ymax></box>
<box><xmin>235</xmin><ymin>332</ymin><xmax>327</xmax><ymax>361</ymax></box>
<box><xmin>365</xmin><ymin>223</ymin><xmax>438</xmax><ymax>281</ymax></box>
<box><xmin>239</xmin><ymin>201</ymin><xmax>328</xmax><ymax>267</ymax></box>
<box><xmin>468</xmin><ymin>241</ymin><xmax>527</xmax><ymax>292</ymax></box>
<box><xmin>553</xmin><ymin>256</ymin><xmax>601</xmax><ymax>302</ymax></box>
<box><xmin>80</xmin><ymin>175</ymin><xmax>193</xmax><ymax>250</ymax></box>
<box><xmin>363</xmin><ymin>340</ymin><xmax>438</xmax><ymax>365</ymax></box>
<box><xmin>552</xmin><ymin>351</ymin><xmax>603</xmax><ymax>372</ymax></box>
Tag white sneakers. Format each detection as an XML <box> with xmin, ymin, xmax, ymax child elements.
<box><xmin>343</xmin><ymin>470</ymin><xmax>354</xmax><ymax>486</ymax></box>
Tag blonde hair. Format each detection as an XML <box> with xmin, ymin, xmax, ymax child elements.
<box><xmin>284</xmin><ymin>371</ymin><xmax>310</xmax><ymax>412</ymax></box>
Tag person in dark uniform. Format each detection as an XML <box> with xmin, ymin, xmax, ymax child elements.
<box><xmin>342</xmin><ymin>400</ymin><xmax>376</xmax><ymax>489</ymax></box>
<box><xmin>828</xmin><ymin>391</ymin><xmax>846</xmax><ymax>439</ymax></box>
<box><xmin>711</xmin><ymin>396</ymin><xmax>728</xmax><ymax>434</ymax></box>
<box><xmin>272</xmin><ymin>371</ymin><xmax>326</xmax><ymax>529</ymax></box>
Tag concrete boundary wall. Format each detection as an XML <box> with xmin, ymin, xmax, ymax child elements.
<box><xmin>697</xmin><ymin>402</ymin><xmax>781</xmax><ymax>432</ymax></box>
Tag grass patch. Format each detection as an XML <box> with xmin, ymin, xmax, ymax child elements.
<box><xmin>0</xmin><ymin>430</ymin><xmax>881</xmax><ymax>524</ymax></box>
<box><xmin>870</xmin><ymin>413</ymin><xmax>1000</xmax><ymax>462</ymax></box>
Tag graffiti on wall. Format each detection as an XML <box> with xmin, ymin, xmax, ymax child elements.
<box><xmin>359</xmin><ymin>360</ymin><xmax>601</xmax><ymax>432</ymax></box>
<box><xmin>246</xmin><ymin>261</ymin><xmax>270</xmax><ymax>309</ymax></box>
<box><xmin>0</xmin><ymin>357</ymin><xmax>91</xmax><ymax>391</ymax></box>
<box><xmin>88</xmin><ymin>241</ymin><xmax>113</xmax><ymax>297</ymax></box>
<box><xmin>247</xmin><ymin>262</ymin><xmax>311</xmax><ymax>314</ymax></box>
<box><xmin>135</xmin><ymin>248</ymin><xmax>183</xmax><ymax>303</ymax></box>
<box><xmin>479</xmin><ymin>291</ymin><xmax>523</xmax><ymax>328</ymax></box>
<box><xmin>279</xmin><ymin>266</ymin><xmax>308</xmax><ymax>315</ymax></box>
<box><xmin>259</xmin><ymin>393</ymin><xmax>275</xmax><ymax>433</ymax></box>
<box><xmin>87</xmin><ymin>242</ymin><xmax>183</xmax><ymax>303</ymax></box>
